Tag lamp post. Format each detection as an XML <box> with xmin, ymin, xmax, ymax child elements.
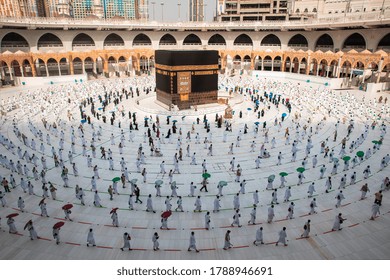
<box><xmin>151</xmin><ymin>1</ymin><xmax>155</xmax><ymax>20</ymax></box>
<box><xmin>161</xmin><ymin>2</ymin><xmax>164</xmax><ymax>22</ymax></box>
<box><xmin>381</xmin><ymin>0</ymin><xmax>386</xmax><ymax>16</ymax></box>
<box><xmin>178</xmin><ymin>1</ymin><xmax>181</xmax><ymax>21</ymax></box>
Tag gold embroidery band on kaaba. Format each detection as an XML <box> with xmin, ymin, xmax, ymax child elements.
<box><xmin>155</xmin><ymin>63</ymin><xmax>219</xmax><ymax>71</ymax></box>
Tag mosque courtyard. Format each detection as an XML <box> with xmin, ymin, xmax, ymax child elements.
<box><xmin>0</xmin><ymin>74</ymin><xmax>389</xmax><ymax>260</ymax></box>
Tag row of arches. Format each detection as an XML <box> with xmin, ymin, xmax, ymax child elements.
<box><xmin>224</xmin><ymin>54</ymin><xmax>382</xmax><ymax>78</ymax></box>
<box><xmin>2</xmin><ymin>32</ymin><xmax>390</xmax><ymax>52</ymax></box>
<box><xmin>0</xmin><ymin>54</ymin><xmax>157</xmax><ymax>80</ymax></box>
<box><xmin>1</xmin><ymin>52</ymin><xmax>389</xmax><ymax>83</ymax></box>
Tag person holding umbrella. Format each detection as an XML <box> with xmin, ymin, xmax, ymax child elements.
<box><xmin>217</xmin><ymin>181</ymin><xmax>224</xmax><ymax>196</ymax></box>
<box><xmin>120</xmin><ymin>232</ymin><xmax>132</xmax><ymax>251</ymax></box>
<box><xmin>188</xmin><ymin>232</ymin><xmax>200</xmax><ymax>253</ymax></box>
<box><xmin>87</xmin><ymin>228</ymin><xmax>96</xmax><ymax>247</ymax></box>
<box><xmin>200</xmin><ymin>176</ymin><xmax>208</xmax><ymax>192</ymax></box>
<box><xmin>160</xmin><ymin>217</ymin><xmax>169</xmax><ymax>230</ymax></box>
<box><xmin>155</xmin><ymin>180</ymin><xmax>162</xmax><ymax>197</ymax></box>
<box><xmin>52</xmin><ymin>222</ymin><xmax>64</xmax><ymax>245</ymax></box>
<box><xmin>63</xmin><ymin>204</ymin><xmax>73</xmax><ymax>221</ymax></box>
<box><xmin>24</xmin><ymin>220</ymin><xmax>38</xmax><ymax>240</ymax></box>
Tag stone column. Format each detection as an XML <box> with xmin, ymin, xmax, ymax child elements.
<box><xmin>31</xmin><ymin>63</ymin><xmax>37</xmax><ymax>77</ymax></box>
<box><xmin>8</xmin><ymin>66</ymin><xmax>13</xmax><ymax>81</ymax></box>
<box><xmin>70</xmin><ymin>60</ymin><xmax>74</xmax><ymax>75</ymax></box>
<box><xmin>20</xmin><ymin>66</ymin><xmax>24</xmax><ymax>77</ymax></box>
<box><xmin>336</xmin><ymin>58</ymin><xmax>342</xmax><ymax>78</ymax></box>
<box><xmin>45</xmin><ymin>63</ymin><xmax>49</xmax><ymax>77</ymax></box>
<box><xmin>376</xmin><ymin>60</ymin><xmax>384</xmax><ymax>83</ymax></box>
<box><xmin>58</xmin><ymin>63</ymin><xmax>61</xmax><ymax>76</ymax></box>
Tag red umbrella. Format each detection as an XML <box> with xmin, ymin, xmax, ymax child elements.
<box><xmin>24</xmin><ymin>220</ymin><xmax>32</xmax><ymax>230</ymax></box>
<box><xmin>39</xmin><ymin>198</ymin><xmax>45</xmax><ymax>206</ymax></box>
<box><xmin>62</xmin><ymin>204</ymin><xmax>73</xmax><ymax>210</ymax></box>
<box><xmin>110</xmin><ymin>207</ymin><xmax>118</xmax><ymax>214</ymax></box>
<box><xmin>6</xmin><ymin>213</ymin><xmax>19</xmax><ymax>218</ymax></box>
<box><xmin>53</xmin><ymin>221</ymin><xmax>65</xmax><ymax>229</ymax></box>
<box><xmin>161</xmin><ymin>210</ymin><xmax>172</xmax><ymax>219</ymax></box>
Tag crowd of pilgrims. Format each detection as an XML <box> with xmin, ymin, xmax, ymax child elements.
<box><xmin>0</xmin><ymin>74</ymin><xmax>389</xmax><ymax>252</ymax></box>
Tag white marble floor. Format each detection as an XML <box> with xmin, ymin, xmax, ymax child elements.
<box><xmin>0</xmin><ymin>76</ymin><xmax>389</xmax><ymax>260</ymax></box>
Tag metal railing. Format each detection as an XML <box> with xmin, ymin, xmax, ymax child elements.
<box><xmin>0</xmin><ymin>10</ymin><xmax>388</xmax><ymax>31</ymax></box>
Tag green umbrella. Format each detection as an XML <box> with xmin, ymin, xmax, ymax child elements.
<box><xmin>268</xmin><ymin>175</ymin><xmax>275</xmax><ymax>182</ymax></box>
<box><xmin>372</xmin><ymin>140</ymin><xmax>380</xmax><ymax>144</ymax></box>
<box><xmin>130</xmin><ymin>179</ymin><xmax>138</xmax><ymax>184</ymax></box>
<box><xmin>219</xmin><ymin>181</ymin><xmax>228</xmax><ymax>187</ymax></box>
<box><xmin>279</xmin><ymin>172</ymin><xmax>288</xmax><ymax>177</ymax></box>
<box><xmin>155</xmin><ymin>180</ymin><xmax>163</xmax><ymax>185</ymax></box>
<box><xmin>356</xmin><ymin>151</ymin><xmax>364</xmax><ymax>158</ymax></box>
<box><xmin>202</xmin><ymin>173</ymin><xmax>211</xmax><ymax>179</ymax></box>
<box><xmin>296</xmin><ymin>167</ymin><xmax>305</xmax><ymax>173</ymax></box>
<box><xmin>343</xmin><ymin>156</ymin><xmax>351</xmax><ymax>161</ymax></box>
<box><xmin>112</xmin><ymin>177</ymin><xmax>120</xmax><ymax>182</ymax></box>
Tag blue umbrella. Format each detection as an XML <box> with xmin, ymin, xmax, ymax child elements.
<box><xmin>254</xmin><ymin>122</ymin><xmax>260</xmax><ymax>125</ymax></box>
<box><xmin>247</xmin><ymin>108</ymin><xmax>252</xmax><ymax>111</ymax></box>
<box><xmin>167</xmin><ymin>116</ymin><xmax>172</xmax><ymax>118</ymax></box>
<box><xmin>282</xmin><ymin>113</ymin><xmax>287</xmax><ymax>117</ymax></box>
<box><xmin>172</xmin><ymin>120</ymin><xmax>178</xmax><ymax>123</ymax></box>
<box><xmin>98</xmin><ymin>107</ymin><xmax>102</xmax><ymax>111</ymax></box>
<box><xmin>81</xmin><ymin>119</ymin><xmax>87</xmax><ymax>124</ymax></box>
<box><xmin>144</xmin><ymin>117</ymin><xmax>149</xmax><ymax>120</ymax></box>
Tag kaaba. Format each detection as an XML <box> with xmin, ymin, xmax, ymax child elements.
<box><xmin>155</xmin><ymin>50</ymin><xmax>219</xmax><ymax>110</ymax></box>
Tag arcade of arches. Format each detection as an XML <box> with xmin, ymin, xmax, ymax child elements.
<box><xmin>1</xmin><ymin>49</ymin><xmax>390</xmax><ymax>84</ymax></box>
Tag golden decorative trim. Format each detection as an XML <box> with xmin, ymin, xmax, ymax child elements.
<box><xmin>155</xmin><ymin>63</ymin><xmax>219</xmax><ymax>71</ymax></box>
<box><xmin>177</xmin><ymin>71</ymin><xmax>191</xmax><ymax>95</ymax></box>
<box><xmin>192</xmin><ymin>70</ymin><xmax>218</xmax><ymax>75</ymax></box>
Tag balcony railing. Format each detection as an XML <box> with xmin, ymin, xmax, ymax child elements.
<box><xmin>0</xmin><ymin>10</ymin><xmax>388</xmax><ymax>31</ymax></box>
